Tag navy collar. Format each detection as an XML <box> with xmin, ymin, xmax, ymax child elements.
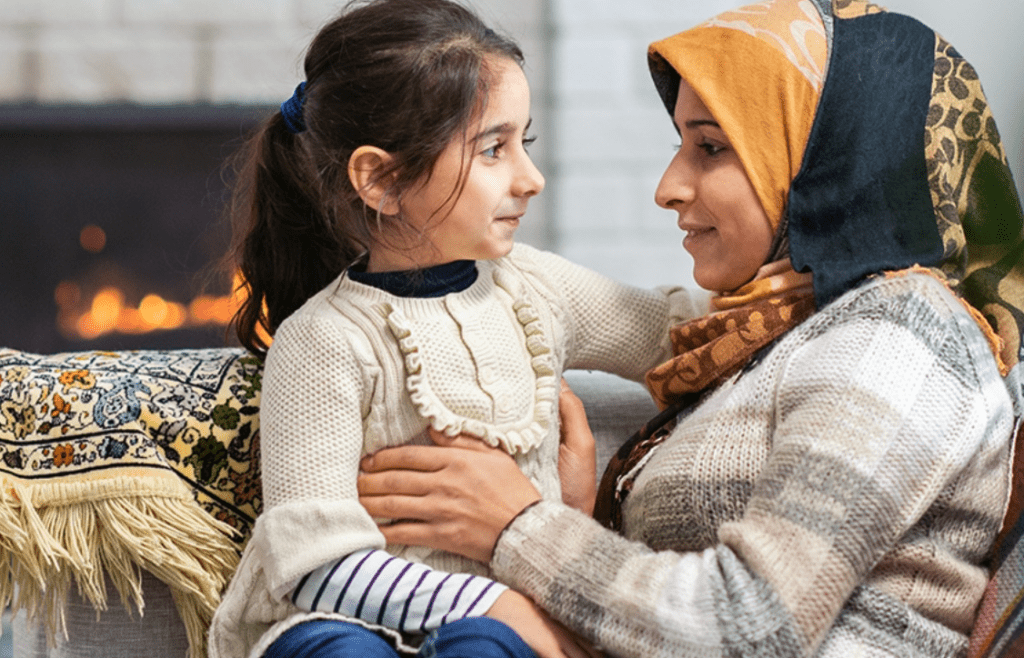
<box><xmin>348</xmin><ymin>260</ymin><xmax>478</xmax><ymax>298</ymax></box>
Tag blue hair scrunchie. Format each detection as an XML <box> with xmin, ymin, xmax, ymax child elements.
<box><xmin>280</xmin><ymin>82</ymin><xmax>307</xmax><ymax>134</ymax></box>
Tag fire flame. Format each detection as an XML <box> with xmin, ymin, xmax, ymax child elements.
<box><xmin>56</xmin><ymin>275</ymin><xmax>249</xmax><ymax>341</ymax></box>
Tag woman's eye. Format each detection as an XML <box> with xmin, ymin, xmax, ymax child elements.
<box><xmin>482</xmin><ymin>143</ymin><xmax>503</xmax><ymax>158</ymax></box>
<box><xmin>522</xmin><ymin>135</ymin><xmax>537</xmax><ymax>152</ymax></box>
<box><xmin>698</xmin><ymin>141</ymin><xmax>725</xmax><ymax>156</ymax></box>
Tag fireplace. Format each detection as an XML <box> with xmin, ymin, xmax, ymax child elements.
<box><xmin>0</xmin><ymin>104</ymin><xmax>269</xmax><ymax>354</ymax></box>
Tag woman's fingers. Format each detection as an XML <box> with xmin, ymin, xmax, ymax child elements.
<box><xmin>360</xmin><ymin>428</ymin><xmax>504</xmax><ymax>476</ymax></box>
<box><xmin>358</xmin><ymin>467</ymin><xmax>443</xmax><ymax>497</ymax></box>
<box><xmin>359</xmin><ymin>490</ymin><xmax>429</xmax><ymax>520</ymax></box>
<box><xmin>557</xmin><ymin>378</ymin><xmax>597</xmax><ymax>515</ymax></box>
<box><xmin>484</xmin><ymin>590</ymin><xmax>598</xmax><ymax>658</ymax></box>
<box><xmin>357</xmin><ymin>436</ymin><xmax>542</xmax><ymax>562</ymax></box>
<box><xmin>428</xmin><ymin>426</ymin><xmax>502</xmax><ymax>453</ymax></box>
<box><xmin>361</xmin><ymin>443</ymin><xmax>447</xmax><ymax>474</ymax></box>
<box><xmin>558</xmin><ymin>379</ymin><xmax>593</xmax><ymax>450</ymax></box>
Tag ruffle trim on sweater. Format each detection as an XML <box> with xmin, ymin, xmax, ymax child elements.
<box><xmin>379</xmin><ymin>269</ymin><xmax>558</xmax><ymax>455</ymax></box>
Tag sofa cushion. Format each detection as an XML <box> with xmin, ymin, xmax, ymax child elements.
<box><xmin>0</xmin><ymin>347</ymin><xmax>262</xmax><ymax>658</ymax></box>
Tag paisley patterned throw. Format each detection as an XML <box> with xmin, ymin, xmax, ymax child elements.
<box><xmin>0</xmin><ymin>347</ymin><xmax>263</xmax><ymax>658</ymax></box>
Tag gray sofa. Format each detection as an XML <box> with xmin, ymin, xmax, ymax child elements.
<box><xmin>6</xmin><ymin>368</ymin><xmax>657</xmax><ymax>658</ymax></box>
<box><xmin>3</xmin><ymin>348</ymin><xmax>1020</xmax><ymax>658</ymax></box>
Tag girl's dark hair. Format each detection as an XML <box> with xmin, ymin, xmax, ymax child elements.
<box><xmin>225</xmin><ymin>0</ymin><xmax>523</xmax><ymax>355</ymax></box>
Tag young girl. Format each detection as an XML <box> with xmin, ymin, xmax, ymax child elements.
<box><xmin>207</xmin><ymin>1</ymin><xmax>702</xmax><ymax>657</ymax></box>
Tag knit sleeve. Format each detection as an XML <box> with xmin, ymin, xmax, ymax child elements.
<box><xmin>256</xmin><ymin>309</ymin><xmax>386</xmax><ymax>598</ymax></box>
<box><xmin>291</xmin><ymin>548</ymin><xmax>507</xmax><ymax>634</ymax></box>
<box><xmin>507</xmin><ymin>244</ymin><xmax>708</xmax><ymax>381</ymax></box>
<box><xmin>491</xmin><ymin>276</ymin><xmax>1014</xmax><ymax>658</ymax></box>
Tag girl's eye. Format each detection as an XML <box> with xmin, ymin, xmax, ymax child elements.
<box><xmin>522</xmin><ymin>135</ymin><xmax>537</xmax><ymax>152</ymax></box>
<box><xmin>482</xmin><ymin>142</ymin><xmax>504</xmax><ymax>158</ymax></box>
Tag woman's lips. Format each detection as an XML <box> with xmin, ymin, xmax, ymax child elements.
<box><xmin>682</xmin><ymin>225</ymin><xmax>714</xmax><ymax>250</ymax></box>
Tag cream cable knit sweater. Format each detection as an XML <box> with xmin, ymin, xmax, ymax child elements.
<box><xmin>208</xmin><ymin>244</ymin><xmax>704</xmax><ymax>657</ymax></box>
<box><xmin>492</xmin><ymin>272</ymin><xmax>1014</xmax><ymax>658</ymax></box>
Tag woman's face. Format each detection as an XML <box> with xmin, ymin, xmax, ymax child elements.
<box><xmin>655</xmin><ymin>78</ymin><xmax>775</xmax><ymax>293</ymax></box>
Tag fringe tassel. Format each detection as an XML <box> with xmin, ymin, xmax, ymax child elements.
<box><xmin>0</xmin><ymin>475</ymin><xmax>240</xmax><ymax>658</ymax></box>
<box><xmin>0</xmin><ymin>485</ymin><xmax>30</xmax><ymax>614</ymax></box>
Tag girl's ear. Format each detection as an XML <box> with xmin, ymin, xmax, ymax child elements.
<box><xmin>348</xmin><ymin>146</ymin><xmax>400</xmax><ymax>215</ymax></box>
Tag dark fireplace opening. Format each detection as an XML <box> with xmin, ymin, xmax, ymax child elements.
<box><xmin>0</xmin><ymin>104</ymin><xmax>270</xmax><ymax>354</ymax></box>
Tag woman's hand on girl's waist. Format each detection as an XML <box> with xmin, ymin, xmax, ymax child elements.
<box><xmin>358</xmin><ymin>428</ymin><xmax>542</xmax><ymax>564</ymax></box>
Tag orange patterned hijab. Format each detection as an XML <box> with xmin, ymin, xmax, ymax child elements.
<box><xmin>648</xmin><ymin>0</ymin><xmax>828</xmax><ymax>234</ymax></box>
<box><xmin>645</xmin><ymin>0</ymin><xmax>1023</xmax><ymax>405</ymax></box>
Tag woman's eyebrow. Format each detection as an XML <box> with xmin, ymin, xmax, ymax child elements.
<box><xmin>684</xmin><ymin>119</ymin><xmax>720</xmax><ymax>129</ymax></box>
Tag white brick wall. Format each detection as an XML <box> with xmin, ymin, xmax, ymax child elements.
<box><xmin>210</xmin><ymin>25</ymin><xmax>311</xmax><ymax>103</ymax></box>
<box><xmin>5</xmin><ymin>0</ymin><xmax>114</xmax><ymax>24</ymax></box>
<box><xmin>121</xmin><ymin>0</ymin><xmax>292</xmax><ymax>25</ymax></box>
<box><xmin>0</xmin><ymin>0</ymin><xmax>345</xmax><ymax>103</ymax></box>
<box><xmin>0</xmin><ymin>27</ymin><xmax>26</xmax><ymax>101</ymax></box>
<box><xmin>0</xmin><ymin>0</ymin><xmax>1020</xmax><ymax>292</ymax></box>
<box><xmin>548</xmin><ymin>0</ymin><xmax>738</xmax><ymax>289</ymax></box>
<box><xmin>38</xmin><ymin>27</ymin><xmax>198</xmax><ymax>102</ymax></box>
<box><xmin>0</xmin><ymin>0</ymin><xmax>550</xmax><ymax>106</ymax></box>
<box><xmin>295</xmin><ymin>0</ymin><xmax>350</xmax><ymax>30</ymax></box>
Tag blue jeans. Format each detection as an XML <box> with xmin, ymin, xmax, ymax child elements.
<box><xmin>264</xmin><ymin>617</ymin><xmax>538</xmax><ymax>658</ymax></box>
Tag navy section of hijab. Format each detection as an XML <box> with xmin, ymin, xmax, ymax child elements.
<box><xmin>348</xmin><ymin>260</ymin><xmax>479</xmax><ymax>297</ymax></box>
<box><xmin>787</xmin><ymin>11</ymin><xmax>942</xmax><ymax>307</ymax></box>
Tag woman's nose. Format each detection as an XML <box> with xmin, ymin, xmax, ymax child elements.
<box><xmin>655</xmin><ymin>153</ymin><xmax>696</xmax><ymax>210</ymax></box>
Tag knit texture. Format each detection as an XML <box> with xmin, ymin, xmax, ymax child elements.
<box><xmin>208</xmin><ymin>244</ymin><xmax>704</xmax><ymax>657</ymax></box>
<box><xmin>492</xmin><ymin>273</ymin><xmax>1013</xmax><ymax>658</ymax></box>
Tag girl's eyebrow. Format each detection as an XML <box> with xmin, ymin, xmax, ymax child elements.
<box><xmin>473</xmin><ymin>118</ymin><xmax>533</xmax><ymax>142</ymax></box>
<box><xmin>684</xmin><ymin>119</ymin><xmax>720</xmax><ymax>129</ymax></box>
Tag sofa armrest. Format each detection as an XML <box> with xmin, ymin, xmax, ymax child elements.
<box><xmin>12</xmin><ymin>572</ymin><xmax>189</xmax><ymax>658</ymax></box>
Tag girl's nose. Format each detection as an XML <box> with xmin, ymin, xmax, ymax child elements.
<box><xmin>655</xmin><ymin>152</ymin><xmax>696</xmax><ymax>210</ymax></box>
<box><xmin>514</xmin><ymin>153</ymin><xmax>545</xmax><ymax>198</ymax></box>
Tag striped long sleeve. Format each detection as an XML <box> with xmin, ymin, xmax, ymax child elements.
<box><xmin>291</xmin><ymin>549</ymin><xmax>507</xmax><ymax>634</ymax></box>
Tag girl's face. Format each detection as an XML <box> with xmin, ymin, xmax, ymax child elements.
<box><xmin>655</xmin><ymin>78</ymin><xmax>775</xmax><ymax>293</ymax></box>
<box><xmin>370</xmin><ymin>56</ymin><xmax>544</xmax><ymax>272</ymax></box>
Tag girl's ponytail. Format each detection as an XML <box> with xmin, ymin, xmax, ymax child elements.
<box><xmin>227</xmin><ymin>114</ymin><xmax>363</xmax><ymax>356</ymax></box>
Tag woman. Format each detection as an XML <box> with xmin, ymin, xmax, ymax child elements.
<box><xmin>358</xmin><ymin>0</ymin><xmax>1024</xmax><ymax>656</ymax></box>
